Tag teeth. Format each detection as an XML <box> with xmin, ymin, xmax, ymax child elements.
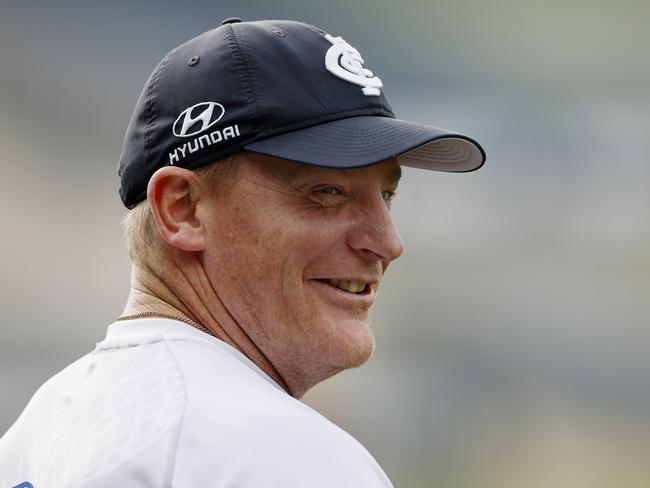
<box><xmin>349</xmin><ymin>282</ymin><xmax>365</xmax><ymax>293</ymax></box>
<box><xmin>328</xmin><ymin>279</ymin><xmax>366</xmax><ymax>293</ymax></box>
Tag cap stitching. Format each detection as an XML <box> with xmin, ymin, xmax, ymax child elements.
<box><xmin>235</xmin><ymin>29</ymin><xmax>271</xmax><ymax>133</ymax></box>
<box><xmin>143</xmin><ymin>47</ymin><xmax>179</xmax><ymax>164</ymax></box>
<box><xmin>226</xmin><ymin>24</ymin><xmax>264</xmax><ymax>128</ymax></box>
<box><xmin>257</xmin><ymin>105</ymin><xmax>393</xmax><ymax>137</ymax></box>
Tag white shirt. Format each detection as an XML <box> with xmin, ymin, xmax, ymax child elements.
<box><xmin>0</xmin><ymin>319</ymin><xmax>393</xmax><ymax>487</ymax></box>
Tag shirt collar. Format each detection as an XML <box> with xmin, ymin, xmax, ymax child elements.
<box><xmin>105</xmin><ymin>318</ymin><xmax>287</xmax><ymax>394</ymax></box>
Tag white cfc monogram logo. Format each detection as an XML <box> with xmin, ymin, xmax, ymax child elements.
<box><xmin>324</xmin><ymin>34</ymin><xmax>383</xmax><ymax>96</ymax></box>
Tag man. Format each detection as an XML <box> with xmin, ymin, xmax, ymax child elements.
<box><xmin>0</xmin><ymin>18</ymin><xmax>485</xmax><ymax>487</ymax></box>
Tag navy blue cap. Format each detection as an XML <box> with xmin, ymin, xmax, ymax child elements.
<box><xmin>117</xmin><ymin>19</ymin><xmax>486</xmax><ymax>209</ymax></box>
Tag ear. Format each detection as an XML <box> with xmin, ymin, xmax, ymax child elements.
<box><xmin>147</xmin><ymin>166</ymin><xmax>207</xmax><ymax>252</ymax></box>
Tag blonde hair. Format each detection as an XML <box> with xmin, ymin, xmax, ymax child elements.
<box><xmin>121</xmin><ymin>156</ymin><xmax>238</xmax><ymax>269</ymax></box>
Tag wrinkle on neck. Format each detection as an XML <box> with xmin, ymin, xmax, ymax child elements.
<box><xmin>122</xmin><ymin>258</ymin><xmax>294</xmax><ymax>396</ymax></box>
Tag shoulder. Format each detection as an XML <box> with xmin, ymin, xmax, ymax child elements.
<box><xmin>0</xmin><ymin>327</ymin><xmax>390</xmax><ymax>487</ymax></box>
<box><xmin>164</xmin><ymin>337</ymin><xmax>391</xmax><ymax>486</ymax></box>
<box><xmin>1</xmin><ymin>351</ymin><xmax>94</xmax><ymax>442</ymax></box>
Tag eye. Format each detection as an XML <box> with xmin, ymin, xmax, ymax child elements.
<box><xmin>316</xmin><ymin>186</ymin><xmax>343</xmax><ymax>195</ymax></box>
<box><xmin>310</xmin><ymin>185</ymin><xmax>347</xmax><ymax>206</ymax></box>
<box><xmin>381</xmin><ymin>190</ymin><xmax>396</xmax><ymax>202</ymax></box>
<box><xmin>319</xmin><ymin>186</ymin><xmax>343</xmax><ymax>195</ymax></box>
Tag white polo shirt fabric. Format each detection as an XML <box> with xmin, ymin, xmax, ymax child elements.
<box><xmin>0</xmin><ymin>319</ymin><xmax>393</xmax><ymax>487</ymax></box>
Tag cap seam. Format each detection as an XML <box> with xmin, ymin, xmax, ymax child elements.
<box><xmin>235</xmin><ymin>28</ymin><xmax>271</xmax><ymax>133</ymax></box>
<box><xmin>226</xmin><ymin>24</ymin><xmax>265</xmax><ymax>129</ymax></box>
<box><xmin>143</xmin><ymin>47</ymin><xmax>178</xmax><ymax>165</ymax></box>
<box><xmin>258</xmin><ymin>106</ymin><xmax>393</xmax><ymax>136</ymax></box>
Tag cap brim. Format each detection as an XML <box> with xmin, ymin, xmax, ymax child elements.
<box><xmin>244</xmin><ymin>115</ymin><xmax>485</xmax><ymax>172</ymax></box>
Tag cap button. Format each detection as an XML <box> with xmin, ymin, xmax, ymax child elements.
<box><xmin>221</xmin><ymin>17</ymin><xmax>242</xmax><ymax>25</ymax></box>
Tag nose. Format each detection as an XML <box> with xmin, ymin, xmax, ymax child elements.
<box><xmin>346</xmin><ymin>196</ymin><xmax>405</xmax><ymax>264</ymax></box>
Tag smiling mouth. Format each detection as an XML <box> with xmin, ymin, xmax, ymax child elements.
<box><xmin>320</xmin><ymin>278</ymin><xmax>371</xmax><ymax>294</ymax></box>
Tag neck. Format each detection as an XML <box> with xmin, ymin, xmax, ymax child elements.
<box><xmin>122</xmin><ymin>264</ymin><xmax>294</xmax><ymax>396</ymax></box>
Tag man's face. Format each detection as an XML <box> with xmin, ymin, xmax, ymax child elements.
<box><xmin>201</xmin><ymin>153</ymin><xmax>404</xmax><ymax>392</ymax></box>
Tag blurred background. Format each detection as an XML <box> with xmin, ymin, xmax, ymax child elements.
<box><xmin>1</xmin><ymin>0</ymin><xmax>649</xmax><ymax>486</ymax></box>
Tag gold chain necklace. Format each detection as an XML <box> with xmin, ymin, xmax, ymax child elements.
<box><xmin>116</xmin><ymin>311</ymin><xmax>214</xmax><ymax>337</ymax></box>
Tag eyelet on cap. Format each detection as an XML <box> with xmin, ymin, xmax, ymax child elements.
<box><xmin>221</xmin><ymin>17</ymin><xmax>242</xmax><ymax>25</ymax></box>
<box><xmin>188</xmin><ymin>55</ymin><xmax>200</xmax><ymax>66</ymax></box>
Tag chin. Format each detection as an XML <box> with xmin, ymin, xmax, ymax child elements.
<box><xmin>346</xmin><ymin>335</ymin><xmax>376</xmax><ymax>369</ymax></box>
<box><xmin>328</xmin><ymin>317</ymin><xmax>377</xmax><ymax>370</ymax></box>
<box><xmin>291</xmin><ymin>317</ymin><xmax>376</xmax><ymax>398</ymax></box>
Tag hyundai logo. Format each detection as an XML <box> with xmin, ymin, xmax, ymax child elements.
<box><xmin>173</xmin><ymin>102</ymin><xmax>225</xmax><ymax>138</ymax></box>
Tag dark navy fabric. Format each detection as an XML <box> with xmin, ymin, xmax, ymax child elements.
<box><xmin>118</xmin><ymin>20</ymin><xmax>394</xmax><ymax>208</ymax></box>
<box><xmin>245</xmin><ymin>116</ymin><xmax>484</xmax><ymax>168</ymax></box>
<box><xmin>117</xmin><ymin>19</ymin><xmax>485</xmax><ymax>209</ymax></box>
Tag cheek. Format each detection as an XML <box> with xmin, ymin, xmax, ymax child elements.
<box><xmin>202</xmin><ymin>207</ymin><xmax>303</xmax><ymax>304</ymax></box>
<box><xmin>202</xmin><ymin>199</ymin><xmax>350</xmax><ymax>313</ymax></box>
